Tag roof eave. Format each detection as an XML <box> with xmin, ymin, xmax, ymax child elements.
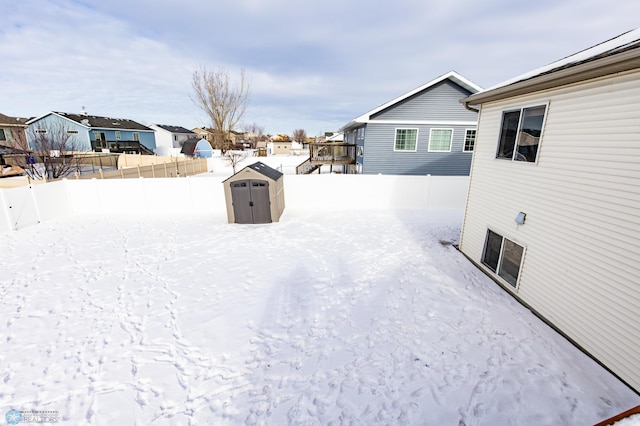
<box><xmin>342</xmin><ymin>71</ymin><xmax>482</xmax><ymax>132</ymax></box>
<box><xmin>462</xmin><ymin>48</ymin><xmax>640</xmax><ymax>106</ymax></box>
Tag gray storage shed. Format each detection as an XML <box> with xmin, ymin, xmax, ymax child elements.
<box><xmin>223</xmin><ymin>162</ymin><xmax>285</xmax><ymax>224</ymax></box>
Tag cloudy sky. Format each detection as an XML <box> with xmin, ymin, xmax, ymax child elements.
<box><xmin>1</xmin><ymin>0</ymin><xmax>638</xmax><ymax>135</ymax></box>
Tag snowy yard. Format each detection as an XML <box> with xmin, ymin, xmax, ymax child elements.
<box><xmin>1</xmin><ymin>209</ymin><xmax>639</xmax><ymax>425</ymax></box>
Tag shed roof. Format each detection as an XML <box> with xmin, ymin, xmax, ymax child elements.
<box><xmin>463</xmin><ymin>28</ymin><xmax>640</xmax><ymax>106</ymax></box>
<box><xmin>224</xmin><ymin>161</ymin><xmax>283</xmax><ymax>182</ymax></box>
<box><xmin>180</xmin><ymin>140</ymin><xmax>198</xmax><ymax>156</ymax></box>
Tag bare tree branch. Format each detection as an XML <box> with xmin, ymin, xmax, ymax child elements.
<box><xmin>7</xmin><ymin>121</ymin><xmax>83</xmax><ymax>180</ymax></box>
<box><xmin>292</xmin><ymin>129</ymin><xmax>307</xmax><ymax>144</ymax></box>
<box><xmin>191</xmin><ymin>66</ymin><xmax>250</xmax><ymax>152</ymax></box>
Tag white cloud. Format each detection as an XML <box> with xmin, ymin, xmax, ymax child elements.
<box><xmin>2</xmin><ymin>0</ymin><xmax>639</xmax><ymax>134</ymax></box>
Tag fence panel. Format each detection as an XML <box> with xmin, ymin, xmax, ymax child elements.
<box><xmin>33</xmin><ymin>181</ymin><xmax>72</xmax><ymax>221</ymax></box>
<box><xmin>2</xmin><ymin>185</ymin><xmax>40</xmax><ymax>230</ymax></box>
<box><xmin>0</xmin><ymin>190</ymin><xmax>12</xmax><ymax>233</ymax></box>
<box><xmin>2</xmin><ymin>174</ymin><xmax>469</xmax><ymax>234</ymax></box>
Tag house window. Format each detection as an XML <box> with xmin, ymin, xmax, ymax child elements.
<box><xmin>357</xmin><ymin>146</ymin><xmax>364</xmax><ymax>157</ymax></box>
<box><xmin>482</xmin><ymin>229</ymin><xmax>525</xmax><ymax>288</ymax></box>
<box><xmin>428</xmin><ymin>128</ymin><xmax>453</xmax><ymax>152</ymax></box>
<box><xmin>357</xmin><ymin>127</ymin><xmax>365</xmax><ymax>140</ymax></box>
<box><xmin>0</xmin><ymin>129</ymin><xmax>10</xmax><ymax>140</ymax></box>
<box><xmin>464</xmin><ymin>129</ymin><xmax>476</xmax><ymax>152</ymax></box>
<box><xmin>497</xmin><ymin>104</ymin><xmax>547</xmax><ymax>162</ymax></box>
<box><xmin>133</xmin><ymin>132</ymin><xmax>140</xmax><ymax>142</ymax></box>
<box><xmin>394</xmin><ymin>128</ymin><xmax>418</xmax><ymax>151</ymax></box>
<box><xmin>115</xmin><ymin>131</ymin><xmax>121</xmax><ymax>140</ymax></box>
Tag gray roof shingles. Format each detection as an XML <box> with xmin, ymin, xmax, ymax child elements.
<box><xmin>54</xmin><ymin>112</ymin><xmax>153</xmax><ymax>131</ymax></box>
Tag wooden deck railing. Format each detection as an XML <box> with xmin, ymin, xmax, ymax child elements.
<box><xmin>296</xmin><ymin>158</ymin><xmax>320</xmax><ymax>174</ymax></box>
<box><xmin>309</xmin><ymin>143</ymin><xmax>356</xmax><ymax>165</ymax></box>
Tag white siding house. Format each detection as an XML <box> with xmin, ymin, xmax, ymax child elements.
<box><xmin>148</xmin><ymin>124</ymin><xmax>197</xmax><ymax>156</ymax></box>
<box><xmin>459</xmin><ymin>29</ymin><xmax>640</xmax><ymax>392</ymax></box>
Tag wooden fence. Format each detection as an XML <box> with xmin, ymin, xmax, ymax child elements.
<box><xmin>74</xmin><ymin>158</ymin><xmax>208</xmax><ymax>180</ymax></box>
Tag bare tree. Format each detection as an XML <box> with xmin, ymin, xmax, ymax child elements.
<box><xmin>224</xmin><ymin>150</ymin><xmax>247</xmax><ymax>174</ymax></box>
<box><xmin>8</xmin><ymin>121</ymin><xmax>82</xmax><ymax>180</ymax></box>
<box><xmin>241</xmin><ymin>122</ymin><xmax>265</xmax><ymax>148</ymax></box>
<box><xmin>191</xmin><ymin>66</ymin><xmax>250</xmax><ymax>152</ymax></box>
<box><xmin>292</xmin><ymin>129</ymin><xmax>307</xmax><ymax>144</ymax></box>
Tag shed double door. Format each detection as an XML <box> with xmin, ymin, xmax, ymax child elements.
<box><xmin>231</xmin><ymin>179</ymin><xmax>271</xmax><ymax>224</ymax></box>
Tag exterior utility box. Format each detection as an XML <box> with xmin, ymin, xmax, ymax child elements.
<box><xmin>223</xmin><ymin>162</ymin><xmax>285</xmax><ymax>224</ymax></box>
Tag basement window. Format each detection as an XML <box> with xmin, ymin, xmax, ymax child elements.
<box><xmin>496</xmin><ymin>104</ymin><xmax>547</xmax><ymax>162</ymax></box>
<box><xmin>482</xmin><ymin>229</ymin><xmax>524</xmax><ymax>288</ymax></box>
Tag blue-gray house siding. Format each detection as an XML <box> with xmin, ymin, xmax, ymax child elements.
<box><xmin>341</xmin><ymin>72</ymin><xmax>481</xmax><ymax>176</ymax></box>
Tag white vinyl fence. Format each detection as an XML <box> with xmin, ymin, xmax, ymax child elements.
<box><xmin>0</xmin><ymin>175</ymin><xmax>469</xmax><ymax>233</ymax></box>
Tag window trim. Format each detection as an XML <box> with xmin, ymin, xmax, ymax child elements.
<box><xmin>481</xmin><ymin>229</ymin><xmax>525</xmax><ymax>289</ymax></box>
<box><xmin>463</xmin><ymin>129</ymin><xmax>476</xmax><ymax>152</ymax></box>
<box><xmin>428</xmin><ymin>128</ymin><xmax>453</xmax><ymax>152</ymax></box>
<box><xmin>496</xmin><ymin>102</ymin><xmax>548</xmax><ymax>163</ymax></box>
<box><xmin>393</xmin><ymin>128</ymin><xmax>418</xmax><ymax>152</ymax></box>
<box><xmin>133</xmin><ymin>132</ymin><xmax>140</xmax><ymax>142</ymax></box>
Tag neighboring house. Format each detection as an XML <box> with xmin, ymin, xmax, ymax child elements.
<box><xmin>325</xmin><ymin>132</ymin><xmax>344</xmax><ymax>143</ymax></box>
<box><xmin>340</xmin><ymin>71</ymin><xmax>482</xmax><ymax>175</ymax></box>
<box><xmin>270</xmin><ymin>134</ymin><xmax>292</xmax><ymax>154</ymax></box>
<box><xmin>458</xmin><ymin>29</ymin><xmax>640</xmax><ymax>392</ymax></box>
<box><xmin>148</xmin><ymin>124</ymin><xmax>197</xmax><ymax>155</ymax></box>
<box><xmin>0</xmin><ymin>113</ymin><xmax>29</xmax><ymax>149</ymax></box>
<box><xmin>193</xmin><ymin>127</ymin><xmax>215</xmax><ymax>145</ymax></box>
<box><xmin>192</xmin><ymin>127</ymin><xmax>247</xmax><ymax>149</ymax></box>
<box><xmin>26</xmin><ymin>112</ymin><xmax>156</xmax><ymax>154</ymax></box>
<box><xmin>272</xmin><ymin>141</ymin><xmax>292</xmax><ymax>155</ymax></box>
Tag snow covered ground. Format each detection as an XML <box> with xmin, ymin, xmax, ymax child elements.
<box><xmin>1</xmin><ymin>209</ymin><xmax>638</xmax><ymax>425</ymax></box>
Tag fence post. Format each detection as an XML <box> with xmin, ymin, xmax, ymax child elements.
<box><xmin>425</xmin><ymin>174</ymin><xmax>431</xmax><ymax>210</ymax></box>
<box><xmin>164</xmin><ymin>162</ymin><xmax>168</xmax><ymax>178</ymax></box>
<box><xmin>99</xmin><ymin>169</ymin><xmax>104</xmax><ymax>179</ymax></box>
<box><xmin>137</xmin><ymin>165</ymin><xmax>141</xmax><ymax>178</ymax></box>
